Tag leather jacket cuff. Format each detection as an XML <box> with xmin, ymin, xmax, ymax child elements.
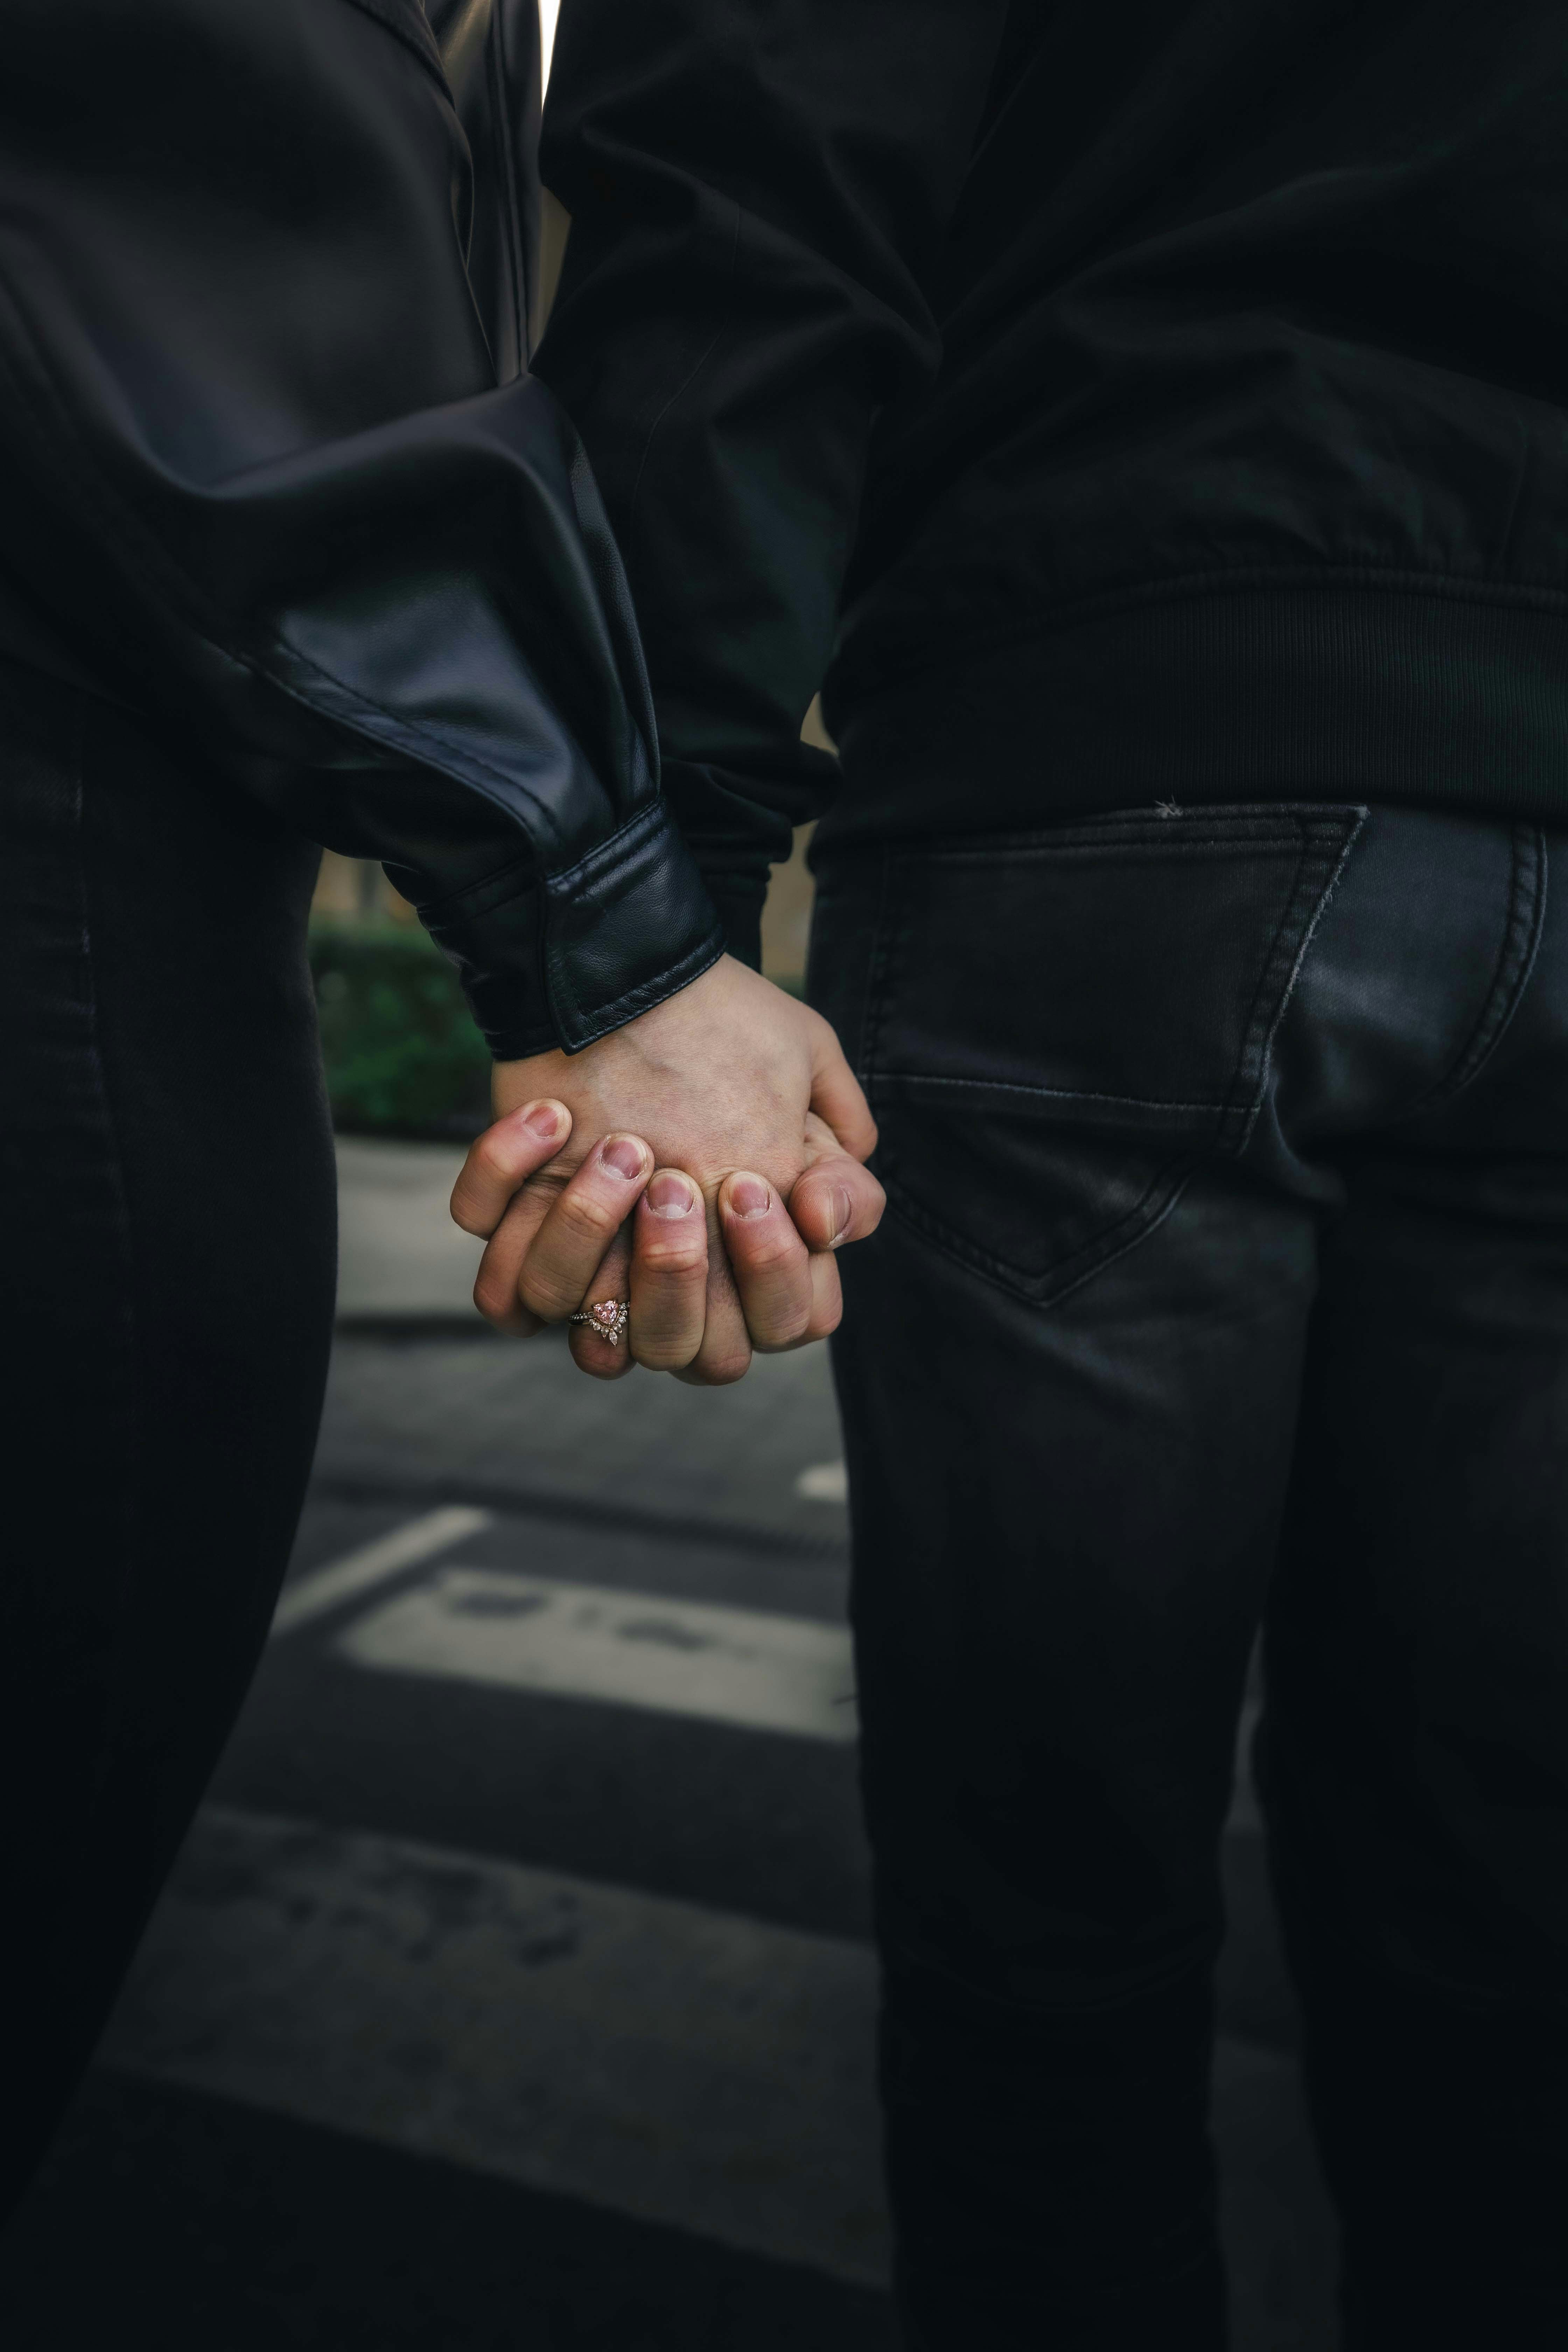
<box><xmin>421</xmin><ymin>802</ymin><xmax>726</xmax><ymax>1059</ymax></box>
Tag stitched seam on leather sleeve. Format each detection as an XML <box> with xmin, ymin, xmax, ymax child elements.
<box><xmin>417</xmin><ymin>845</ymin><xmax>536</xmax><ymax>920</ymax></box>
<box><xmin>541</xmin><ymin>804</ymin><xmax>681</xmax><ymax>1035</ymax></box>
<box><xmin>544</xmin><ymin>799</ymin><xmax>667</xmax><ymax>901</ymax></box>
<box><xmin>560</xmin><ymin>925</ymin><xmax>725</xmax><ymax>1054</ymax></box>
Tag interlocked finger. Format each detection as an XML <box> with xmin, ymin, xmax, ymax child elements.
<box><xmin>672</xmin><ymin>1214</ymin><xmax>754</xmax><ymax>1387</ymax></box>
<box><xmin>451</xmin><ymin>1099</ymin><xmax>572</xmax><ymax>1239</ymax></box>
<box><xmin>517</xmin><ymin>1132</ymin><xmax>653</xmax><ymax>1323</ymax></box>
<box><xmin>472</xmin><ymin>1183</ymin><xmax>550</xmax><ymax>1334</ymax></box>
<box><xmin>627</xmin><ymin>1170</ymin><xmax>709</xmax><ymax>1369</ymax></box>
<box><xmin>718</xmin><ymin>1171</ymin><xmax>815</xmax><ymax>1351</ymax></box>
<box><xmin>567</xmin><ymin>1225</ymin><xmax>636</xmax><ymax>1380</ymax></box>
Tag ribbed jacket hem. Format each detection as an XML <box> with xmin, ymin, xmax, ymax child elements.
<box><xmin>823</xmin><ymin>585</ymin><xmax>1568</xmax><ymax>848</ymax></box>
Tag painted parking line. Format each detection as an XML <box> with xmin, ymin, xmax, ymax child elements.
<box><xmin>796</xmin><ymin>1461</ymin><xmax>849</xmax><ymax>1504</ymax></box>
<box><xmin>335</xmin><ymin>1566</ymin><xmax>859</xmax><ymax>1742</ymax></box>
<box><xmin>100</xmin><ymin>1808</ymin><xmax>1336</xmax><ymax>2321</ymax></box>
<box><xmin>102</xmin><ymin>1806</ymin><xmax>890</xmax><ymax>2287</ymax></box>
<box><xmin>271</xmin><ymin>1507</ymin><xmax>492</xmax><ymax>1636</ymax></box>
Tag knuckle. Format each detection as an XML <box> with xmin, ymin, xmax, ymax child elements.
<box><xmin>448</xmin><ymin>1182</ymin><xmax>484</xmax><ymax>1236</ymax></box>
<box><xmin>637</xmin><ymin>1235</ymin><xmax>707</xmax><ymax>1277</ymax></box>
<box><xmin>471</xmin><ymin>1131</ymin><xmax>512</xmax><ymax>1179</ymax></box>
<box><xmin>632</xmin><ymin>1335</ymin><xmax>699</xmax><ymax>1372</ymax></box>
<box><xmin>556</xmin><ymin>1186</ymin><xmax>619</xmax><ymax>1245</ymax></box>
<box><xmin>770</xmin><ymin>1240</ymin><xmax>811</xmax><ymax>1278</ymax></box>
<box><xmin>732</xmin><ymin>1228</ymin><xmax>804</xmax><ymax>1274</ymax></box>
<box><xmin>517</xmin><ymin>1264</ymin><xmax>575</xmax><ymax>1319</ymax></box>
<box><xmin>472</xmin><ymin>1264</ymin><xmax>514</xmax><ymax>1321</ymax></box>
<box><xmin>755</xmin><ymin>1304</ymin><xmax>813</xmax><ymax>1351</ymax></box>
<box><xmin>522</xmin><ymin>1162</ymin><xmax>572</xmax><ymax>1204</ymax></box>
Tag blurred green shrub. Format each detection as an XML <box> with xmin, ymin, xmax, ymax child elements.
<box><xmin>309</xmin><ymin>920</ymin><xmax>490</xmax><ymax>1138</ymax></box>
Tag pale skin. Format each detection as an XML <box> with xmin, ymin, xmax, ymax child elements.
<box><xmin>449</xmin><ymin>954</ymin><xmax>886</xmax><ymax>1384</ymax></box>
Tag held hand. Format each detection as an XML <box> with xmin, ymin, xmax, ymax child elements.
<box><xmin>449</xmin><ymin>956</ymin><xmax>884</xmax><ymax>1379</ymax></box>
<box><xmin>543</xmin><ymin>1108</ymin><xmax>872</xmax><ymax>1386</ymax></box>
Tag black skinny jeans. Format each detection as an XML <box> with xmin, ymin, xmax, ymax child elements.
<box><xmin>0</xmin><ymin>659</ymin><xmax>337</xmax><ymax>2214</ymax></box>
<box><xmin>811</xmin><ymin>799</ymin><xmax>1568</xmax><ymax>2350</ymax></box>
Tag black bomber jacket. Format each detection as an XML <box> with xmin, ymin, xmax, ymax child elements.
<box><xmin>536</xmin><ymin>0</ymin><xmax>1568</xmax><ymax>960</ymax></box>
<box><xmin>12</xmin><ymin>4</ymin><xmax>1568</xmax><ymax>1032</ymax></box>
<box><xmin>0</xmin><ymin>0</ymin><xmax>722</xmax><ymax>1059</ymax></box>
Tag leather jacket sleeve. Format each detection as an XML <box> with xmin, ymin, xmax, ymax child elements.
<box><xmin>534</xmin><ymin>0</ymin><xmax>1007</xmax><ymax>965</ymax></box>
<box><xmin>0</xmin><ymin>0</ymin><xmax>722</xmax><ymax>1058</ymax></box>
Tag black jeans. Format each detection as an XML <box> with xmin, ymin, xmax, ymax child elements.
<box><xmin>0</xmin><ymin>660</ymin><xmax>337</xmax><ymax>2213</ymax></box>
<box><xmin>811</xmin><ymin>801</ymin><xmax>1568</xmax><ymax>2349</ymax></box>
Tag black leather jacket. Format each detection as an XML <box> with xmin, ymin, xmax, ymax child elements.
<box><xmin>0</xmin><ymin>0</ymin><xmax>721</xmax><ymax>1059</ymax></box>
<box><xmin>538</xmin><ymin>0</ymin><xmax>1568</xmax><ymax>934</ymax></box>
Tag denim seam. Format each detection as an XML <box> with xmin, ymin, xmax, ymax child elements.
<box><xmin>871</xmin><ymin>1070</ymin><xmax>1224</xmax><ymax>1116</ymax></box>
<box><xmin>1233</xmin><ymin>808</ymin><xmax>1368</xmax><ymax>1153</ymax></box>
<box><xmin>1388</xmin><ymin>820</ymin><xmax>1547</xmax><ymax>1122</ymax></box>
<box><xmin>904</xmin><ymin>820</ymin><xmax>1339</xmax><ymax>868</ymax></box>
<box><xmin>1023</xmin><ymin>1160</ymin><xmax>1199</xmax><ymax>1311</ymax></box>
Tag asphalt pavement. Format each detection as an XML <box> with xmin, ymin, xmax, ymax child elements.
<box><xmin>0</xmin><ymin>1141</ymin><xmax>1339</xmax><ymax>2348</ymax></box>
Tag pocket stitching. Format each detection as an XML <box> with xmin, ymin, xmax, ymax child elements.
<box><xmin>870</xmin><ymin>1069</ymin><xmax>1227</xmax><ymax>1117</ymax></box>
<box><xmin>877</xmin><ymin>1152</ymin><xmax>1199</xmax><ymax>1308</ymax></box>
<box><xmin>858</xmin><ymin>804</ymin><xmax>1366</xmax><ymax>1306</ymax></box>
<box><xmin>1220</xmin><ymin>810</ymin><xmax>1366</xmax><ymax>1150</ymax></box>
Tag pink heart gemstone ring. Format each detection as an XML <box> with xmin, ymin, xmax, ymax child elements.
<box><xmin>568</xmin><ymin>1298</ymin><xmax>630</xmax><ymax>1346</ymax></box>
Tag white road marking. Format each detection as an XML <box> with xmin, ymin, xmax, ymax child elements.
<box><xmin>271</xmin><ymin>1507</ymin><xmax>492</xmax><ymax>1636</ymax></box>
<box><xmin>795</xmin><ymin>1460</ymin><xmax>849</xmax><ymax>1504</ymax></box>
<box><xmin>335</xmin><ymin>1567</ymin><xmax>859</xmax><ymax>1743</ymax></box>
<box><xmin>102</xmin><ymin>1807</ymin><xmax>890</xmax><ymax>2286</ymax></box>
<box><xmin>100</xmin><ymin>1808</ymin><xmax>1335</xmax><ymax>2313</ymax></box>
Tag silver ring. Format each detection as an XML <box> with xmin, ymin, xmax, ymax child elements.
<box><xmin>569</xmin><ymin>1298</ymin><xmax>629</xmax><ymax>1346</ymax></box>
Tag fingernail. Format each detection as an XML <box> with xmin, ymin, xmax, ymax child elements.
<box><xmin>524</xmin><ymin>1100</ymin><xmax>561</xmax><ymax>1138</ymax></box>
<box><xmin>645</xmin><ymin>1171</ymin><xmax>697</xmax><ymax>1218</ymax></box>
<box><xmin>830</xmin><ymin>1185</ymin><xmax>853</xmax><ymax>1246</ymax></box>
<box><xmin>600</xmin><ymin>1135</ymin><xmax>646</xmax><ymax>1182</ymax></box>
<box><xmin>729</xmin><ymin>1175</ymin><xmax>771</xmax><ymax>1219</ymax></box>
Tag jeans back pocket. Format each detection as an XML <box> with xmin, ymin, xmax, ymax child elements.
<box><xmin>817</xmin><ymin>805</ymin><xmax>1364</xmax><ymax>1305</ymax></box>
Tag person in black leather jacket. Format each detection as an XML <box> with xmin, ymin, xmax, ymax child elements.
<box><xmin>527</xmin><ymin>2</ymin><xmax>1568</xmax><ymax>2344</ymax></box>
<box><xmin>0</xmin><ymin>0</ymin><xmax>882</xmax><ymax>2216</ymax></box>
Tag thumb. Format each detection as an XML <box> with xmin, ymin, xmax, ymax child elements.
<box><xmin>788</xmin><ymin>1114</ymin><xmax>885</xmax><ymax>1252</ymax></box>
